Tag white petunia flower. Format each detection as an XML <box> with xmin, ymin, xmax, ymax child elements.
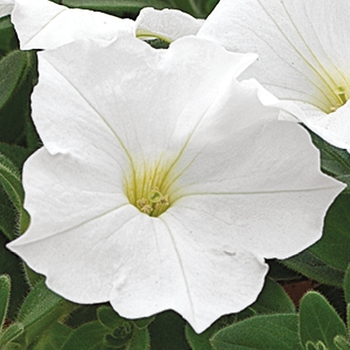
<box><xmin>199</xmin><ymin>0</ymin><xmax>350</xmax><ymax>151</ymax></box>
<box><xmin>10</xmin><ymin>0</ymin><xmax>202</xmax><ymax>50</ymax></box>
<box><xmin>7</xmin><ymin>36</ymin><xmax>344</xmax><ymax>333</ymax></box>
<box><xmin>0</xmin><ymin>0</ymin><xmax>13</xmax><ymax>18</ymax></box>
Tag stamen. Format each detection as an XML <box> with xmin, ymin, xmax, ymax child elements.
<box><xmin>335</xmin><ymin>86</ymin><xmax>348</xmax><ymax>105</ymax></box>
<box><xmin>140</xmin><ymin>205</ymin><xmax>153</xmax><ymax>215</ymax></box>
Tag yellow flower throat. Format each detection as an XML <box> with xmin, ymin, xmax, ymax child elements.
<box><xmin>330</xmin><ymin>85</ymin><xmax>349</xmax><ymax>112</ymax></box>
<box><xmin>124</xmin><ymin>160</ymin><xmax>174</xmax><ymax>217</ymax></box>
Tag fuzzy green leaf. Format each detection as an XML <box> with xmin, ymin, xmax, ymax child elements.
<box><xmin>0</xmin><ymin>152</ymin><xmax>29</xmax><ymax>238</ymax></box>
<box><xmin>281</xmin><ymin>250</ymin><xmax>344</xmax><ymax>288</ymax></box>
<box><xmin>334</xmin><ymin>335</ymin><xmax>350</xmax><ymax>350</ymax></box>
<box><xmin>0</xmin><ymin>234</ymin><xmax>29</xmax><ymax>320</ymax></box>
<box><xmin>0</xmin><ymin>143</ymin><xmax>33</xmax><ymax>238</ymax></box>
<box><xmin>0</xmin><ymin>153</ymin><xmax>23</xmax><ymax>211</ymax></box>
<box><xmin>0</xmin><ymin>274</ymin><xmax>10</xmax><ymax>330</ymax></box>
<box><xmin>16</xmin><ymin>281</ymin><xmax>77</xmax><ymax>347</ymax></box>
<box><xmin>186</xmin><ymin>320</ymin><xmax>223</xmax><ymax>350</ymax></box>
<box><xmin>310</xmin><ymin>131</ymin><xmax>350</xmax><ymax>194</ymax></box>
<box><xmin>172</xmin><ymin>0</ymin><xmax>219</xmax><ymax>17</ymax></box>
<box><xmin>0</xmin><ymin>142</ymin><xmax>33</xmax><ymax>170</ymax></box>
<box><xmin>0</xmin><ymin>50</ymin><xmax>37</xmax><ymax>145</ymax></box>
<box><xmin>132</xmin><ymin>316</ymin><xmax>154</xmax><ymax>330</ymax></box>
<box><xmin>0</xmin><ymin>17</ymin><xmax>18</xmax><ymax>57</ymax></box>
<box><xmin>0</xmin><ymin>323</ymin><xmax>24</xmax><ymax>347</ymax></box>
<box><xmin>210</xmin><ymin>314</ymin><xmax>301</xmax><ymax>350</ymax></box>
<box><xmin>299</xmin><ymin>292</ymin><xmax>347</xmax><ymax>350</ymax></box>
<box><xmin>127</xmin><ymin>328</ymin><xmax>150</xmax><ymax>350</ymax></box>
<box><xmin>97</xmin><ymin>306</ymin><xmax>123</xmax><ymax>330</ymax></box>
<box><xmin>30</xmin><ymin>323</ymin><xmax>73</xmax><ymax>350</ymax></box>
<box><xmin>61</xmin><ymin>321</ymin><xmax>108</xmax><ymax>350</ymax></box>
<box><xmin>249</xmin><ymin>278</ymin><xmax>295</xmax><ymax>315</ymax></box>
<box><xmin>310</xmin><ymin>194</ymin><xmax>350</xmax><ymax>271</ymax></box>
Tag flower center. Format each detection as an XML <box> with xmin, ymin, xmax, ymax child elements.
<box><xmin>330</xmin><ymin>85</ymin><xmax>349</xmax><ymax>112</ymax></box>
<box><xmin>136</xmin><ymin>187</ymin><xmax>169</xmax><ymax>216</ymax></box>
<box><xmin>124</xmin><ymin>160</ymin><xmax>175</xmax><ymax>217</ymax></box>
<box><xmin>310</xmin><ymin>63</ymin><xmax>350</xmax><ymax>113</ymax></box>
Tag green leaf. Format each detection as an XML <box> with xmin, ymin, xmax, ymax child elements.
<box><xmin>0</xmin><ymin>142</ymin><xmax>34</xmax><ymax>170</ymax></box>
<box><xmin>281</xmin><ymin>250</ymin><xmax>344</xmax><ymax>288</ymax></box>
<box><xmin>62</xmin><ymin>0</ymin><xmax>173</xmax><ymax>17</ymax></box>
<box><xmin>0</xmin><ymin>143</ymin><xmax>33</xmax><ymax>239</ymax></box>
<box><xmin>186</xmin><ymin>320</ymin><xmax>222</xmax><ymax>350</ymax></box>
<box><xmin>249</xmin><ymin>278</ymin><xmax>295</xmax><ymax>315</ymax></box>
<box><xmin>210</xmin><ymin>314</ymin><xmax>301</xmax><ymax>350</ymax></box>
<box><xmin>64</xmin><ymin>305</ymin><xmax>98</xmax><ymax>328</ymax></box>
<box><xmin>344</xmin><ymin>264</ymin><xmax>350</xmax><ymax>304</ymax></box>
<box><xmin>16</xmin><ymin>281</ymin><xmax>77</xmax><ymax>347</ymax></box>
<box><xmin>0</xmin><ymin>187</ymin><xmax>18</xmax><ymax>240</ymax></box>
<box><xmin>0</xmin><ymin>152</ymin><xmax>29</xmax><ymax>239</ymax></box>
<box><xmin>127</xmin><ymin>328</ymin><xmax>150</xmax><ymax>350</ymax></box>
<box><xmin>104</xmin><ymin>321</ymin><xmax>133</xmax><ymax>347</ymax></box>
<box><xmin>0</xmin><ymin>17</ymin><xmax>18</xmax><ymax>57</ymax></box>
<box><xmin>61</xmin><ymin>321</ymin><xmax>108</xmax><ymax>350</ymax></box>
<box><xmin>0</xmin><ymin>153</ymin><xmax>24</xmax><ymax>211</ymax></box>
<box><xmin>0</xmin><ymin>274</ymin><xmax>11</xmax><ymax>330</ymax></box>
<box><xmin>306</xmin><ymin>340</ymin><xmax>327</xmax><ymax>350</ymax></box>
<box><xmin>310</xmin><ymin>131</ymin><xmax>350</xmax><ymax>194</ymax></box>
<box><xmin>97</xmin><ymin>306</ymin><xmax>123</xmax><ymax>330</ymax></box>
<box><xmin>23</xmin><ymin>264</ymin><xmax>44</xmax><ymax>290</ymax></box>
<box><xmin>132</xmin><ymin>316</ymin><xmax>154</xmax><ymax>330</ymax></box>
<box><xmin>0</xmin><ymin>20</ymin><xmax>16</xmax><ymax>56</ymax></box>
<box><xmin>0</xmin><ymin>234</ymin><xmax>29</xmax><ymax>320</ymax></box>
<box><xmin>310</xmin><ymin>194</ymin><xmax>350</xmax><ymax>271</ymax></box>
<box><xmin>145</xmin><ymin>38</ymin><xmax>170</xmax><ymax>49</ymax></box>
<box><xmin>267</xmin><ymin>259</ymin><xmax>302</xmax><ymax>281</ymax></box>
<box><xmin>0</xmin><ymin>50</ymin><xmax>37</xmax><ymax>146</ymax></box>
<box><xmin>200</xmin><ymin>0</ymin><xmax>219</xmax><ymax>16</ymax></box>
<box><xmin>0</xmin><ymin>323</ymin><xmax>24</xmax><ymax>347</ymax></box>
<box><xmin>315</xmin><ymin>285</ymin><xmax>347</xmax><ymax>322</ymax></box>
<box><xmin>30</xmin><ymin>323</ymin><xmax>73</xmax><ymax>350</ymax></box>
<box><xmin>172</xmin><ymin>0</ymin><xmax>219</xmax><ymax>17</ymax></box>
<box><xmin>299</xmin><ymin>292</ymin><xmax>347</xmax><ymax>350</ymax></box>
<box><xmin>334</xmin><ymin>335</ymin><xmax>350</xmax><ymax>350</ymax></box>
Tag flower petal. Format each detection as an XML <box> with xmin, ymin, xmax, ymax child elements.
<box><xmin>165</xmin><ymin>81</ymin><xmax>345</xmax><ymax>259</ymax></box>
<box><xmin>11</xmin><ymin>146</ymin><xmax>129</xmax><ymax>244</ymax></box>
<box><xmin>8</xmin><ymin>202</ymin><xmax>140</xmax><ymax>303</ymax></box>
<box><xmin>199</xmin><ymin>0</ymin><xmax>350</xmax><ymax>113</ymax></box>
<box><xmin>115</xmin><ymin>216</ymin><xmax>268</xmax><ymax>333</ymax></box>
<box><xmin>12</xmin><ymin>0</ymin><xmax>134</xmax><ymax>50</ymax></box>
<box><xmin>135</xmin><ymin>7</ymin><xmax>203</xmax><ymax>42</ymax></box>
<box><xmin>291</xmin><ymin>101</ymin><xmax>350</xmax><ymax>151</ymax></box>
<box><xmin>8</xmin><ymin>187</ymin><xmax>268</xmax><ymax>334</ymax></box>
<box><xmin>33</xmin><ymin>36</ymin><xmax>257</xmax><ymax>162</ymax></box>
<box><xmin>0</xmin><ymin>0</ymin><xmax>13</xmax><ymax>17</ymax></box>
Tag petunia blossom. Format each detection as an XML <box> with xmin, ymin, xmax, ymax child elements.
<box><xmin>7</xmin><ymin>36</ymin><xmax>345</xmax><ymax>333</ymax></box>
<box><xmin>10</xmin><ymin>0</ymin><xmax>202</xmax><ymax>50</ymax></box>
<box><xmin>0</xmin><ymin>0</ymin><xmax>13</xmax><ymax>17</ymax></box>
<box><xmin>199</xmin><ymin>0</ymin><xmax>350</xmax><ymax>151</ymax></box>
